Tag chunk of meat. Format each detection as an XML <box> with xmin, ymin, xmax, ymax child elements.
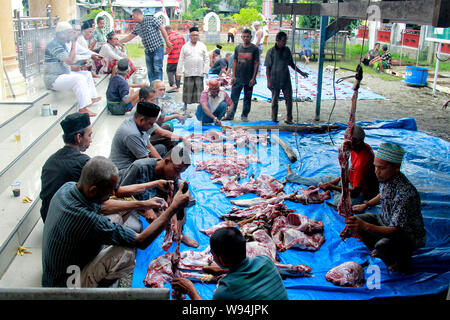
<box><xmin>214</xmin><ymin>174</ymin><xmax>285</xmax><ymax>198</ymax></box>
<box><xmin>200</xmin><ymin>221</ymin><xmax>238</xmax><ymax>237</ymax></box>
<box><xmin>285</xmin><ymin>186</ymin><xmax>332</xmax><ymax>205</ymax></box>
<box><xmin>325</xmin><ymin>261</ymin><xmax>365</xmax><ymax>287</ymax></box>
<box><xmin>271</xmin><ymin>215</ymin><xmax>325</xmax><ymax>252</ymax></box>
<box><xmin>195</xmin><ymin>155</ymin><xmax>260</xmax><ymax>179</ymax></box>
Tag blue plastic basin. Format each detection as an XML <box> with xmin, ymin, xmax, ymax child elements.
<box><xmin>404</xmin><ymin>66</ymin><xmax>428</xmax><ymax>86</ymax></box>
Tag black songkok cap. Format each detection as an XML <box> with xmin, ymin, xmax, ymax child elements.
<box><xmin>60</xmin><ymin>112</ymin><xmax>91</xmax><ymax>135</ymax></box>
<box><xmin>189</xmin><ymin>27</ymin><xmax>199</xmax><ymax>33</ymax></box>
<box><xmin>136</xmin><ymin>102</ymin><xmax>161</xmax><ymax>118</ymax></box>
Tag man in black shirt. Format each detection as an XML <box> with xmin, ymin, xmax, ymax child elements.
<box><xmin>40</xmin><ymin>113</ymin><xmax>170</xmax><ymax>224</ymax></box>
<box><xmin>224</xmin><ymin>29</ymin><xmax>259</xmax><ymax>122</ymax></box>
<box><xmin>265</xmin><ymin>31</ymin><xmax>308</xmax><ymax>124</ymax></box>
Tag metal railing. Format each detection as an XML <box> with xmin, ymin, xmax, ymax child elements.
<box><xmin>13</xmin><ymin>9</ymin><xmax>59</xmax><ymax>80</ymax></box>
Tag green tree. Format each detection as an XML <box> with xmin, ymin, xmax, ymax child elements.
<box><xmin>233</xmin><ymin>8</ymin><xmax>262</xmax><ymax>28</ymax></box>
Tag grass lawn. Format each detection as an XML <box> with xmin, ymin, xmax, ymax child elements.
<box><xmin>126</xmin><ymin>41</ymin><xmax>448</xmax><ymax>80</ymax></box>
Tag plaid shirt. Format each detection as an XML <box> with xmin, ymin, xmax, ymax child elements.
<box><xmin>132</xmin><ymin>16</ymin><xmax>163</xmax><ymax>53</ymax></box>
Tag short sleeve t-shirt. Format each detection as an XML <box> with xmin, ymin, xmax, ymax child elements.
<box><xmin>110</xmin><ymin>117</ymin><xmax>151</xmax><ymax>171</ymax></box>
<box><xmin>349</xmin><ymin>143</ymin><xmax>379</xmax><ymax>199</ymax></box>
<box><xmin>132</xmin><ymin>16</ymin><xmax>163</xmax><ymax>53</ymax></box>
<box><xmin>106</xmin><ymin>74</ymin><xmax>130</xmax><ymax>103</ymax></box>
<box><xmin>39</xmin><ymin>146</ymin><xmax>91</xmax><ymax>222</ymax></box>
<box><xmin>213</xmin><ymin>256</ymin><xmax>288</xmax><ymax>300</ymax></box>
<box><xmin>379</xmin><ymin>173</ymin><xmax>426</xmax><ymax>249</ymax></box>
<box><xmin>264</xmin><ymin>45</ymin><xmax>295</xmax><ymax>89</ymax></box>
<box><xmin>233</xmin><ymin>44</ymin><xmax>260</xmax><ymax>85</ymax></box>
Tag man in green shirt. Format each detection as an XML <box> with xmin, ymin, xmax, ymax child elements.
<box><xmin>171</xmin><ymin>227</ymin><xmax>288</xmax><ymax>300</ymax></box>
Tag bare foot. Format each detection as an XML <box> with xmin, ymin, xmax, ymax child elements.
<box><xmin>181</xmin><ymin>234</ymin><xmax>199</xmax><ymax>248</ymax></box>
<box><xmin>79</xmin><ymin>107</ymin><xmax>97</xmax><ymax>117</ymax></box>
<box><xmin>92</xmin><ymin>97</ymin><xmax>102</xmax><ymax>103</ymax></box>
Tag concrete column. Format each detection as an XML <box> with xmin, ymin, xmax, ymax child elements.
<box><xmin>0</xmin><ymin>0</ymin><xmax>26</xmax><ymax>98</ymax></box>
<box><xmin>30</xmin><ymin>0</ymin><xmax>76</xmax><ymax>21</ymax></box>
<box><xmin>50</xmin><ymin>0</ymin><xmax>76</xmax><ymax>22</ymax></box>
<box><xmin>0</xmin><ymin>39</ymin><xmax>6</xmax><ymax>99</ymax></box>
<box><xmin>29</xmin><ymin>0</ymin><xmax>49</xmax><ymax>17</ymax></box>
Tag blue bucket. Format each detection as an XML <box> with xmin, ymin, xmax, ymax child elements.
<box><xmin>404</xmin><ymin>66</ymin><xmax>428</xmax><ymax>86</ymax></box>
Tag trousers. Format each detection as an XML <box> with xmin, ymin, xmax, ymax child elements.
<box><xmin>145</xmin><ymin>46</ymin><xmax>164</xmax><ymax>83</ymax></box>
<box><xmin>51</xmin><ymin>71</ymin><xmax>98</xmax><ymax>110</ymax></box>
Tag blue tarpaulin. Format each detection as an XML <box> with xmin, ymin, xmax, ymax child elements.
<box><xmin>131</xmin><ymin>117</ymin><xmax>450</xmax><ymax>300</ymax></box>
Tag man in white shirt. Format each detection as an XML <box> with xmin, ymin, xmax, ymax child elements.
<box><xmin>176</xmin><ymin>27</ymin><xmax>209</xmax><ymax>110</ymax></box>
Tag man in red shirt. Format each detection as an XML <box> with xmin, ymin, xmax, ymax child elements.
<box><xmin>286</xmin><ymin>125</ymin><xmax>378</xmax><ymax>208</ymax></box>
<box><xmin>165</xmin><ymin>25</ymin><xmax>185</xmax><ymax>92</ymax></box>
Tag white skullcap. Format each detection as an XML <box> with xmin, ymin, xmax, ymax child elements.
<box><xmin>55</xmin><ymin>21</ymin><xmax>73</xmax><ymax>33</ymax></box>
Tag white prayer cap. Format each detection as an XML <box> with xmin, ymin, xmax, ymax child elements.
<box><xmin>55</xmin><ymin>21</ymin><xmax>73</xmax><ymax>33</ymax></box>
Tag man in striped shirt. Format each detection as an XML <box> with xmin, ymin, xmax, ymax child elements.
<box><xmin>165</xmin><ymin>25</ymin><xmax>185</xmax><ymax>92</ymax></box>
<box><xmin>42</xmin><ymin>156</ymin><xmax>191</xmax><ymax>287</ymax></box>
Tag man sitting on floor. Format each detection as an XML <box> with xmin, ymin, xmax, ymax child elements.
<box><xmin>40</xmin><ymin>112</ymin><xmax>173</xmax><ymax>231</ymax></box>
<box><xmin>139</xmin><ymin>86</ymin><xmax>190</xmax><ymax>155</ymax></box>
<box><xmin>286</xmin><ymin>125</ymin><xmax>379</xmax><ymax>207</ymax></box>
<box><xmin>348</xmin><ymin>142</ymin><xmax>426</xmax><ymax>273</ymax></box>
<box><xmin>195</xmin><ymin>79</ymin><xmax>234</xmax><ymax>126</ymax></box>
<box><xmin>109</xmin><ymin>102</ymin><xmax>169</xmax><ymax>174</ymax></box>
<box><xmin>171</xmin><ymin>227</ymin><xmax>288</xmax><ymax>300</ymax></box>
<box><xmin>119</xmin><ymin>145</ymin><xmax>198</xmax><ymax>248</ymax></box>
<box><xmin>42</xmin><ymin>156</ymin><xmax>191</xmax><ymax>287</ymax></box>
<box><xmin>106</xmin><ymin>59</ymin><xmax>147</xmax><ymax>115</ymax></box>
<box><xmin>44</xmin><ymin>21</ymin><xmax>101</xmax><ymax>117</ymax></box>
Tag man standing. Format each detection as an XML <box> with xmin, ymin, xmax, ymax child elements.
<box><xmin>224</xmin><ymin>29</ymin><xmax>259</xmax><ymax>122</ymax></box>
<box><xmin>42</xmin><ymin>156</ymin><xmax>190</xmax><ymax>287</ymax></box>
<box><xmin>176</xmin><ymin>27</ymin><xmax>209</xmax><ymax>110</ymax></box>
<box><xmin>93</xmin><ymin>16</ymin><xmax>107</xmax><ymax>51</ymax></box>
<box><xmin>252</xmin><ymin>21</ymin><xmax>264</xmax><ymax>75</ymax></box>
<box><xmin>299</xmin><ymin>32</ymin><xmax>315</xmax><ymax>64</ymax></box>
<box><xmin>227</xmin><ymin>26</ymin><xmax>237</xmax><ymax>44</ymax></box>
<box><xmin>44</xmin><ymin>21</ymin><xmax>101</xmax><ymax>117</ymax></box>
<box><xmin>265</xmin><ymin>31</ymin><xmax>309</xmax><ymax>124</ymax></box>
<box><xmin>348</xmin><ymin>143</ymin><xmax>426</xmax><ymax>272</ymax></box>
<box><xmin>119</xmin><ymin>9</ymin><xmax>173</xmax><ymax>83</ymax></box>
<box><xmin>164</xmin><ymin>25</ymin><xmax>185</xmax><ymax>92</ymax></box>
<box><xmin>196</xmin><ymin>79</ymin><xmax>234</xmax><ymax>125</ymax></box>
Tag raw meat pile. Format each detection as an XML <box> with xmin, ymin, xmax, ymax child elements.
<box><xmin>195</xmin><ymin>154</ymin><xmax>260</xmax><ymax>179</ymax></box>
<box><xmin>221</xmin><ymin>202</ymin><xmax>325</xmax><ymax>252</ymax></box>
<box><xmin>213</xmin><ymin>173</ymin><xmax>285</xmax><ymax>198</ymax></box>
<box><xmin>187</xmin><ymin>129</ymin><xmax>269</xmax><ymax>156</ymax></box>
<box><xmin>325</xmin><ymin>261</ymin><xmax>365</xmax><ymax>287</ymax></box>
<box><xmin>143</xmin><ymin>230</ymin><xmax>312</xmax><ymax>290</ymax></box>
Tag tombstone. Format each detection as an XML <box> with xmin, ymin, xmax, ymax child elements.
<box><xmin>203</xmin><ymin>12</ymin><xmax>220</xmax><ymax>43</ymax></box>
<box><xmin>94</xmin><ymin>11</ymin><xmax>114</xmax><ymax>35</ymax></box>
<box><xmin>154</xmin><ymin>11</ymin><xmax>170</xmax><ymax>26</ymax></box>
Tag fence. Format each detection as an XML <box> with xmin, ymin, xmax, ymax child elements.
<box><xmin>113</xmin><ymin>19</ymin><xmax>293</xmax><ymax>35</ymax></box>
<box><xmin>13</xmin><ymin>10</ymin><xmax>59</xmax><ymax>80</ymax></box>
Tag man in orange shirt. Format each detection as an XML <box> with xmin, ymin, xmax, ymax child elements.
<box><xmin>286</xmin><ymin>125</ymin><xmax>378</xmax><ymax>208</ymax></box>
